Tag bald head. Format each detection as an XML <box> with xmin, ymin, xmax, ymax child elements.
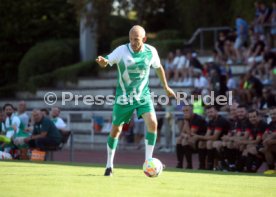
<box><xmin>129</xmin><ymin>25</ymin><xmax>146</xmax><ymax>37</ymax></box>
<box><xmin>129</xmin><ymin>25</ymin><xmax>146</xmax><ymax>52</ymax></box>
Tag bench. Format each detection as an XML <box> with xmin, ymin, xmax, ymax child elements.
<box><xmin>41</xmin><ymin>130</ymin><xmax>72</xmax><ymax>161</ymax></box>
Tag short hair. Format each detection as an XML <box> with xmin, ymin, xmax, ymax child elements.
<box><xmin>248</xmin><ymin>109</ymin><xmax>259</xmax><ymax>116</ymax></box>
<box><xmin>3</xmin><ymin>103</ymin><xmax>14</xmax><ymax>110</ymax></box>
<box><xmin>205</xmin><ymin>105</ymin><xmax>218</xmax><ymax>111</ymax></box>
<box><xmin>237</xmin><ymin>104</ymin><xmax>247</xmax><ymax>109</ymax></box>
<box><xmin>40</xmin><ymin>108</ymin><xmax>49</xmax><ymax>116</ymax></box>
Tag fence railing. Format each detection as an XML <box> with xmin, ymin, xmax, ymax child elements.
<box><xmin>186</xmin><ymin>26</ymin><xmax>231</xmax><ymax>51</ymax></box>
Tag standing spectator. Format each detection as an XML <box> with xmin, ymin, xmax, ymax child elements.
<box><xmin>17</xmin><ymin>101</ymin><xmax>29</xmax><ymax>129</ymax></box>
<box><xmin>234</xmin><ymin>15</ymin><xmax>248</xmax><ymax>63</ymax></box>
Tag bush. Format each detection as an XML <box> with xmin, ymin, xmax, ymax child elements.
<box><xmin>24</xmin><ymin>61</ymin><xmax>98</xmax><ymax>91</ymax></box>
<box><xmin>156</xmin><ymin>30</ymin><xmax>181</xmax><ymax>40</ymax></box>
<box><xmin>53</xmin><ymin>61</ymin><xmax>98</xmax><ymax>83</ymax></box>
<box><xmin>0</xmin><ymin>84</ymin><xmax>18</xmax><ymax>98</ymax></box>
<box><xmin>18</xmin><ymin>39</ymin><xmax>79</xmax><ymax>84</ymax></box>
<box><xmin>110</xmin><ymin>36</ymin><xmax>129</xmax><ymax>50</ymax></box>
<box><xmin>149</xmin><ymin>39</ymin><xmax>184</xmax><ymax>58</ymax></box>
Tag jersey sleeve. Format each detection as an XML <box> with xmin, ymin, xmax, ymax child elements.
<box><xmin>12</xmin><ymin>116</ymin><xmax>21</xmax><ymax>133</ymax></box>
<box><xmin>106</xmin><ymin>45</ymin><xmax>123</xmax><ymax>66</ymax></box>
<box><xmin>150</xmin><ymin>46</ymin><xmax>161</xmax><ymax>69</ymax></box>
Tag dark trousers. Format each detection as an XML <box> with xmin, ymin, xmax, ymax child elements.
<box><xmin>28</xmin><ymin>138</ymin><xmax>60</xmax><ymax>150</ymax></box>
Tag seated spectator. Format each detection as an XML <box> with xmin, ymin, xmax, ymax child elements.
<box><xmin>164</xmin><ymin>52</ymin><xmax>175</xmax><ymax>82</ymax></box>
<box><xmin>263</xmin><ymin>107</ymin><xmax>276</xmax><ymax>175</ymax></box>
<box><xmin>0</xmin><ymin>104</ymin><xmax>29</xmax><ymax>153</ymax></box>
<box><xmin>260</xmin><ymin>88</ymin><xmax>276</xmax><ymax>111</ymax></box>
<box><xmin>221</xmin><ymin>104</ymin><xmax>250</xmax><ymax>171</ymax></box>
<box><xmin>192</xmin><ymin>106</ymin><xmax>230</xmax><ymax>170</ymax></box>
<box><xmin>236</xmin><ymin>109</ymin><xmax>267</xmax><ymax>172</ymax></box>
<box><xmin>175</xmin><ymin>105</ymin><xmax>207</xmax><ymax>169</ymax></box>
<box><xmin>16</xmin><ymin>101</ymin><xmax>29</xmax><ymax>129</ymax></box>
<box><xmin>23</xmin><ymin>109</ymin><xmax>62</xmax><ymax>150</ymax></box>
<box><xmin>247</xmin><ymin>34</ymin><xmax>266</xmax><ymax>67</ymax></box>
<box><xmin>40</xmin><ymin>108</ymin><xmax>50</xmax><ymax>117</ymax></box>
<box><xmin>51</xmin><ymin>107</ymin><xmax>67</xmax><ymax>131</ymax></box>
<box><xmin>0</xmin><ymin>109</ymin><xmax>5</xmax><ymax>135</ymax></box>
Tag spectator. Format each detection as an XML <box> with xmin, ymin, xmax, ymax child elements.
<box><xmin>215</xmin><ymin>32</ymin><xmax>227</xmax><ymax>60</ymax></box>
<box><xmin>260</xmin><ymin>88</ymin><xmax>276</xmax><ymax>111</ymax></box>
<box><xmin>164</xmin><ymin>52</ymin><xmax>175</xmax><ymax>82</ymax></box>
<box><xmin>263</xmin><ymin>107</ymin><xmax>276</xmax><ymax>175</ymax></box>
<box><xmin>236</xmin><ymin>109</ymin><xmax>267</xmax><ymax>172</ymax></box>
<box><xmin>17</xmin><ymin>101</ymin><xmax>29</xmax><ymax>129</ymax></box>
<box><xmin>234</xmin><ymin>15</ymin><xmax>248</xmax><ymax>63</ymax></box>
<box><xmin>175</xmin><ymin>105</ymin><xmax>207</xmax><ymax>169</ymax></box>
<box><xmin>159</xmin><ymin>99</ymin><xmax>174</xmax><ymax>152</ymax></box>
<box><xmin>270</xmin><ymin>1</ymin><xmax>276</xmax><ymax>48</ymax></box>
<box><xmin>51</xmin><ymin>107</ymin><xmax>67</xmax><ymax>131</ymax></box>
<box><xmin>247</xmin><ymin>34</ymin><xmax>266</xmax><ymax>68</ymax></box>
<box><xmin>0</xmin><ymin>109</ymin><xmax>5</xmax><ymax>135</ymax></box>
<box><xmin>222</xmin><ymin>104</ymin><xmax>250</xmax><ymax>171</ymax></box>
<box><xmin>0</xmin><ymin>104</ymin><xmax>25</xmax><ymax>152</ymax></box>
<box><xmin>192</xmin><ymin>106</ymin><xmax>230</xmax><ymax>170</ymax></box>
<box><xmin>24</xmin><ymin>109</ymin><xmax>62</xmax><ymax>150</ymax></box>
<box><xmin>194</xmin><ymin>72</ymin><xmax>209</xmax><ymax>94</ymax></box>
<box><xmin>40</xmin><ymin>108</ymin><xmax>50</xmax><ymax>117</ymax></box>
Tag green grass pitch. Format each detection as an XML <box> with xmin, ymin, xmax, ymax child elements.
<box><xmin>0</xmin><ymin>161</ymin><xmax>275</xmax><ymax>197</ymax></box>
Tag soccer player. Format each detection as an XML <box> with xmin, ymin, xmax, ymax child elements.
<box><xmin>96</xmin><ymin>25</ymin><xmax>176</xmax><ymax>176</ymax></box>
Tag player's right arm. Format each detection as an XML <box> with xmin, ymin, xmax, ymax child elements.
<box><xmin>96</xmin><ymin>56</ymin><xmax>109</xmax><ymax>68</ymax></box>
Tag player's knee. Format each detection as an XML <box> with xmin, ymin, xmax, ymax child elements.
<box><xmin>147</xmin><ymin>119</ymin><xmax>157</xmax><ymax>131</ymax></box>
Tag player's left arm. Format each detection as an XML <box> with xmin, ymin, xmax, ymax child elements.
<box><xmin>155</xmin><ymin>66</ymin><xmax>176</xmax><ymax>98</ymax></box>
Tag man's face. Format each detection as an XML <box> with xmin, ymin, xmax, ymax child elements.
<box><xmin>129</xmin><ymin>30</ymin><xmax>145</xmax><ymax>52</ymax></box>
<box><xmin>183</xmin><ymin>106</ymin><xmax>192</xmax><ymax>120</ymax></box>
<box><xmin>237</xmin><ymin>107</ymin><xmax>247</xmax><ymax>120</ymax></box>
<box><xmin>248</xmin><ymin>112</ymin><xmax>259</xmax><ymax>125</ymax></box>
<box><xmin>51</xmin><ymin>108</ymin><xmax>59</xmax><ymax>118</ymax></box>
<box><xmin>206</xmin><ymin>107</ymin><xmax>217</xmax><ymax>120</ymax></box>
<box><xmin>18</xmin><ymin>102</ymin><xmax>26</xmax><ymax>113</ymax></box>
<box><xmin>4</xmin><ymin>106</ymin><xmax>13</xmax><ymax>117</ymax></box>
<box><xmin>32</xmin><ymin>111</ymin><xmax>42</xmax><ymax>123</ymax></box>
<box><xmin>270</xmin><ymin>108</ymin><xmax>276</xmax><ymax>122</ymax></box>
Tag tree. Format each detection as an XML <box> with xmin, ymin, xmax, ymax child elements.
<box><xmin>0</xmin><ymin>0</ymin><xmax>78</xmax><ymax>86</ymax></box>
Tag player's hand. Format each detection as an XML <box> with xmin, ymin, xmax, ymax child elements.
<box><xmin>164</xmin><ymin>86</ymin><xmax>176</xmax><ymax>98</ymax></box>
<box><xmin>96</xmin><ymin>56</ymin><xmax>108</xmax><ymax>68</ymax></box>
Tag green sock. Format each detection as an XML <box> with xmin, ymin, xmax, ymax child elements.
<box><xmin>107</xmin><ymin>135</ymin><xmax>118</xmax><ymax>150</ymax></box>
<box><xmin>146</xmin><ymin>132</ymin><xmax>157</xmax><ymax>146</ymax></box>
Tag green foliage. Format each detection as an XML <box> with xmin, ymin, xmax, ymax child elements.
<box><xmin>0</xmin><ymin>84</ymin><xmax>18</xmax><ymax>98</ymax></box>
<box><xmin>110</xmin><ymin>36</ymin><xmax>129</xmax><ymax>50</ymax></box>
<box><xmin>24</xmin><ymin>61</ymin><xmax>98</xmax><ymax>92</ymax></box>
<box><xmin>149</xmin><ymin>39</ymin><xmax>184</xmax><ymax>58</ymax></box>
<box><xmin>156</xmin><ymin>30</ymin><xmax>181</xmax><ymax>40</ymax></box>
<box><xmin>53</xmin><ymin>61</ymin><xmax>97</xmax><ymax>83</ymax></box>
<box><xmin>18</xmin><ymin>39</ymin><xmax>79</xmax><ymax>84</ymax></box>
<box><xmin>0</xmin><ymin>0</ymin><xmax>78</xmax><ymax>87</ymax></box>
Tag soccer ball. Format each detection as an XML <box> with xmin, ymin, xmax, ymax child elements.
<box><xmin>143</xmin><ymin>158</ymin><xmax>163</xmax><ymax>177</ymax></box>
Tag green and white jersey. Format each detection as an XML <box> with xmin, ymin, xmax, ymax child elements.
<box><xmin>107</xmin><ymin>43</ymin><xmax>161</xmax><ymax>104</ymax></box>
